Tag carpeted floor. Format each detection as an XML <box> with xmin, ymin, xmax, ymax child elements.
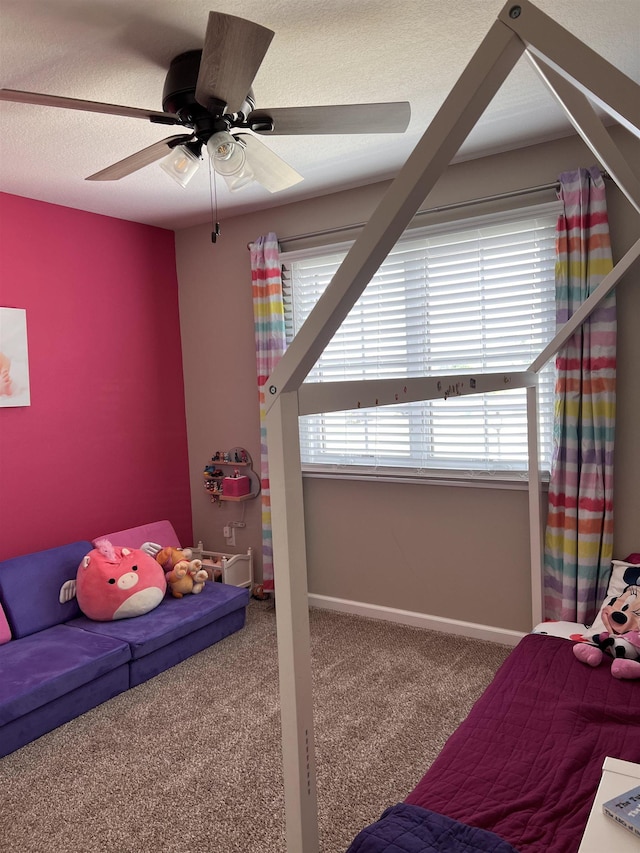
<box><xmin>0</xmin><ymin>601</ymin><xmax>512</xmax><ymax>853</ymax></box>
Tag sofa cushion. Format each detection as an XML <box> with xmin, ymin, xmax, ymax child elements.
<box><xmin>0</xmin><ymin>623</ymin><xmax>130</xmax><ymax>726</ymax></box>
<box><xmin>93</xmin><ymin>520</ymin><xmax>181</xmax><ymax>550</ymax></box>
<box><xmin>0</xmin><ymin>602</ymin><xmax>11</xmax><ymax>645</ymax></box>
<box><xmin>1</xmin><ymin>667</ymin><xmax>130</xmax><ymax>759</ymax></box>
<box><xmin>128</xmin><ymin>607</ymin><xmax>247</xmax><ymax>688</ymax></box>
<box><xmin>67</xmin><ymin>581</ymin><xmax>249</xmax><ymax>659</ymax></box>
<box><xmin>0</xmin><ymin>541</ymin><xmax>91</xmax><ymax>638</ymax></box>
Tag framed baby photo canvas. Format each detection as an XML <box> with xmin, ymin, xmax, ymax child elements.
<box><xmin>0</xmin><ymin>307</ymin><xmax>31</xmax><ymax>407</ymax></box>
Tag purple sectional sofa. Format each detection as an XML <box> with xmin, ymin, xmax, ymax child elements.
<box><xmin>0</xmin><ymin>531</ymin><xmax>250</xmax><ymax>758</ymax></box>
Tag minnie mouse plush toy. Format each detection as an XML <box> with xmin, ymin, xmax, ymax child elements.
<box><xmin>573</xmin><ymin>561</ymin><xmax>640</xmax><ymax>680</ymax></box>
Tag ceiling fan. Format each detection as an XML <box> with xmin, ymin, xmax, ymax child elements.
<box><xmin>0</xmin><ymin>10</ymin><xmax>411</xmax><ymax>195</ymax></box>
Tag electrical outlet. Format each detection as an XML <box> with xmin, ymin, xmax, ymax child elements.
<box><xmin>223</xmin><ymin>525</ymin><xmax>231</xmax><ymax>538</ymax></box>
<box><xmin>224</xmin><ymin>525</ymin><xmax>235</xmax><ymax>546</ymax></box>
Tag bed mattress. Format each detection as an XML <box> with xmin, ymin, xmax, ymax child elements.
<box><xmin>348</xmin><ymin>632</ymin><xmax>639</xmax><ymax>853</ymax></box>
<box><xmin>405</xmin><ymin>633</ymin><xmax>639</xmax><ymax>852</ymax></box>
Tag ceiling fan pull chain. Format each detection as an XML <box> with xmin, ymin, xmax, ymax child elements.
<box><xmin>208</xmin><ymin>156</ymin><xmax>221</xmax><ymax>244</ymax></box>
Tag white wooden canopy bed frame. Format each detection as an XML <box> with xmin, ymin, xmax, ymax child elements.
<box><xmin>262</xmin><ymin>2</ymin><xmax>640</xmax><ymax>850</ymax></box>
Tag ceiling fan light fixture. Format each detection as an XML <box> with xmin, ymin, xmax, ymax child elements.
<box><xmin>159</xmin><ymin>144</ymin><xmax>200</xmax><ymax>188</ymax></box>
<box><xmin>207</xmin><ymin>131</ymin><xmax>254</xmax><ymax>191</ymax></box>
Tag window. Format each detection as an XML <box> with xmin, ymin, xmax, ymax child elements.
<box><xmin>282</xmin><ymin>203</ymin><xmax>559</xmax><ymax>481</ymax></box>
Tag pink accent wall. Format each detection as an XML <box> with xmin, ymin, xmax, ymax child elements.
<box><xmin>0</xmin><ymin>193</ymin><xmax>192</xmax><ymax>560</ymax></box>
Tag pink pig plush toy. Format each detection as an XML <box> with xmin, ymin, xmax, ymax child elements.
<box><xmin>60</xmin><ymin>539</ymin><xmax>166</xmax><ymax>621</ymax></box>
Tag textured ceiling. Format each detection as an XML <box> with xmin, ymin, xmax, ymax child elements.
<box><xmin>0</xmin><ymin>0</ymin><xmax>638</xmax><ymax>230</ymax></box>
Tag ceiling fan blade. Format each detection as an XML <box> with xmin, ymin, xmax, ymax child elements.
<box><xmin>195</xmin><ymin>12</ymin><xmax>274</xmax><ymax>114</ymax></box>
<box><xmin>248</xmin><ymin>102</ymin><xmax>411</xmax><ymax>135</ymax></box>
<box><xmin>235</xmin><ymin>133</ymin><xmax>303</xmax><ymax>193</ymax></box>
<box><xmin>86</xmin><ymin>134</ymin><xmax>195</xmax><ymax>181</ymax></box>
<box><xmin>0</xmin><ymin>88</ymin><xmax>182</xmax><ymax>125</ymax></box>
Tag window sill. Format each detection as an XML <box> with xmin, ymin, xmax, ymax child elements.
<box><xmin>301</xmin><ymin>466</ymin><xmax>550</xmax><ymax>491</ymax></box>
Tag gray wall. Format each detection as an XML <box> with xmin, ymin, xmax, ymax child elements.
<box><xmin>176</xmin><ymin>128</ymin><xmax>639</xmax><ymax>633</ymax></box>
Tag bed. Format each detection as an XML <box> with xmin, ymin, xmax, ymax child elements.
<box><xmin>345</xmin><ymin>555</ymin><xmax>640</xmax><ymax>852</ymax></box>
<box><xmin>257</xmin><ymin>2</ymin><xmax>640</xmax><ymax>851</ymax></box>
<box><xmin>345</xmin><ymin>631</ymin><xmax>639</xmax><ymax>853</ymax></box>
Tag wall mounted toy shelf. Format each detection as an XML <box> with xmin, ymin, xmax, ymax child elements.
<box><xmin>203</xmin><ymin>446</ymin><xmax>261</xmax><ymax>503</ymax></box>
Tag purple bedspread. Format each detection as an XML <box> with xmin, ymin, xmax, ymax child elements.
<box><xmin>404</xmin><ymin>633</ymin><xmax>640</xmax><ymax>853</ymax></box>
<box><xmin>346</xmin><ymin>804</ymin><xmax>519</xmax><ymax>853</ymax></box>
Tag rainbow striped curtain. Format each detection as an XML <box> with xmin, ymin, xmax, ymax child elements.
<box><xmin>251</xmin><ymin>233</ymin><xmax>286</xmax><ymax>593</ymax></box>
<box><xmin>544</xmin><ymin>167</ymin><xmax>616</xmax><ymax>624</ymax></box>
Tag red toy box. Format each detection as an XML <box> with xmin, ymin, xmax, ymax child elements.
<box><xmin>222</xmin><ymin>475</ymin><xmax>250</xmax><ymax>497</ymax></box>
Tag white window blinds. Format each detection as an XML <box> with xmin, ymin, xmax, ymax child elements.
<box><xmin>282</xmin><ymin>203</ymin><xmax>559</xmax><ymax>478</ymax></box>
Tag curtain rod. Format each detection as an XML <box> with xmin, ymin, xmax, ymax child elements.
<box><xmin>248</xmin><ymin>181</ymin><xmax>557</xmax><ymax>250</ymax></box>
<box><xmin>247</xmin><ymin>172</ymin><xmax>610</xmax><ymax>250</ymax></box>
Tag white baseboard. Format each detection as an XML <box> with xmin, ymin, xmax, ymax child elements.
<box><xmin>308</xmin><ymin>593</ymin><xmax>525</xmax><ymax>647</ymax></box>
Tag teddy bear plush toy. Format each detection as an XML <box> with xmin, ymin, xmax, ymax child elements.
<box><xmin>153</xmin><ymin>546</ymin><xmax>208</xmax><ymax>598</ymax></box>
<box><xmin>164</xmin><ymin>558</ymin><xmax>209</xmax><ymax>598</ymax></box>
<box><xmin>154</xmin><ymin>546</ymin><xmax>194</xmax><ymax>573</ymax></box>
<box><xmin>573</xmin><ymin>564</ymin><xmax>640</xmax><ymax>680</ymax></box>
